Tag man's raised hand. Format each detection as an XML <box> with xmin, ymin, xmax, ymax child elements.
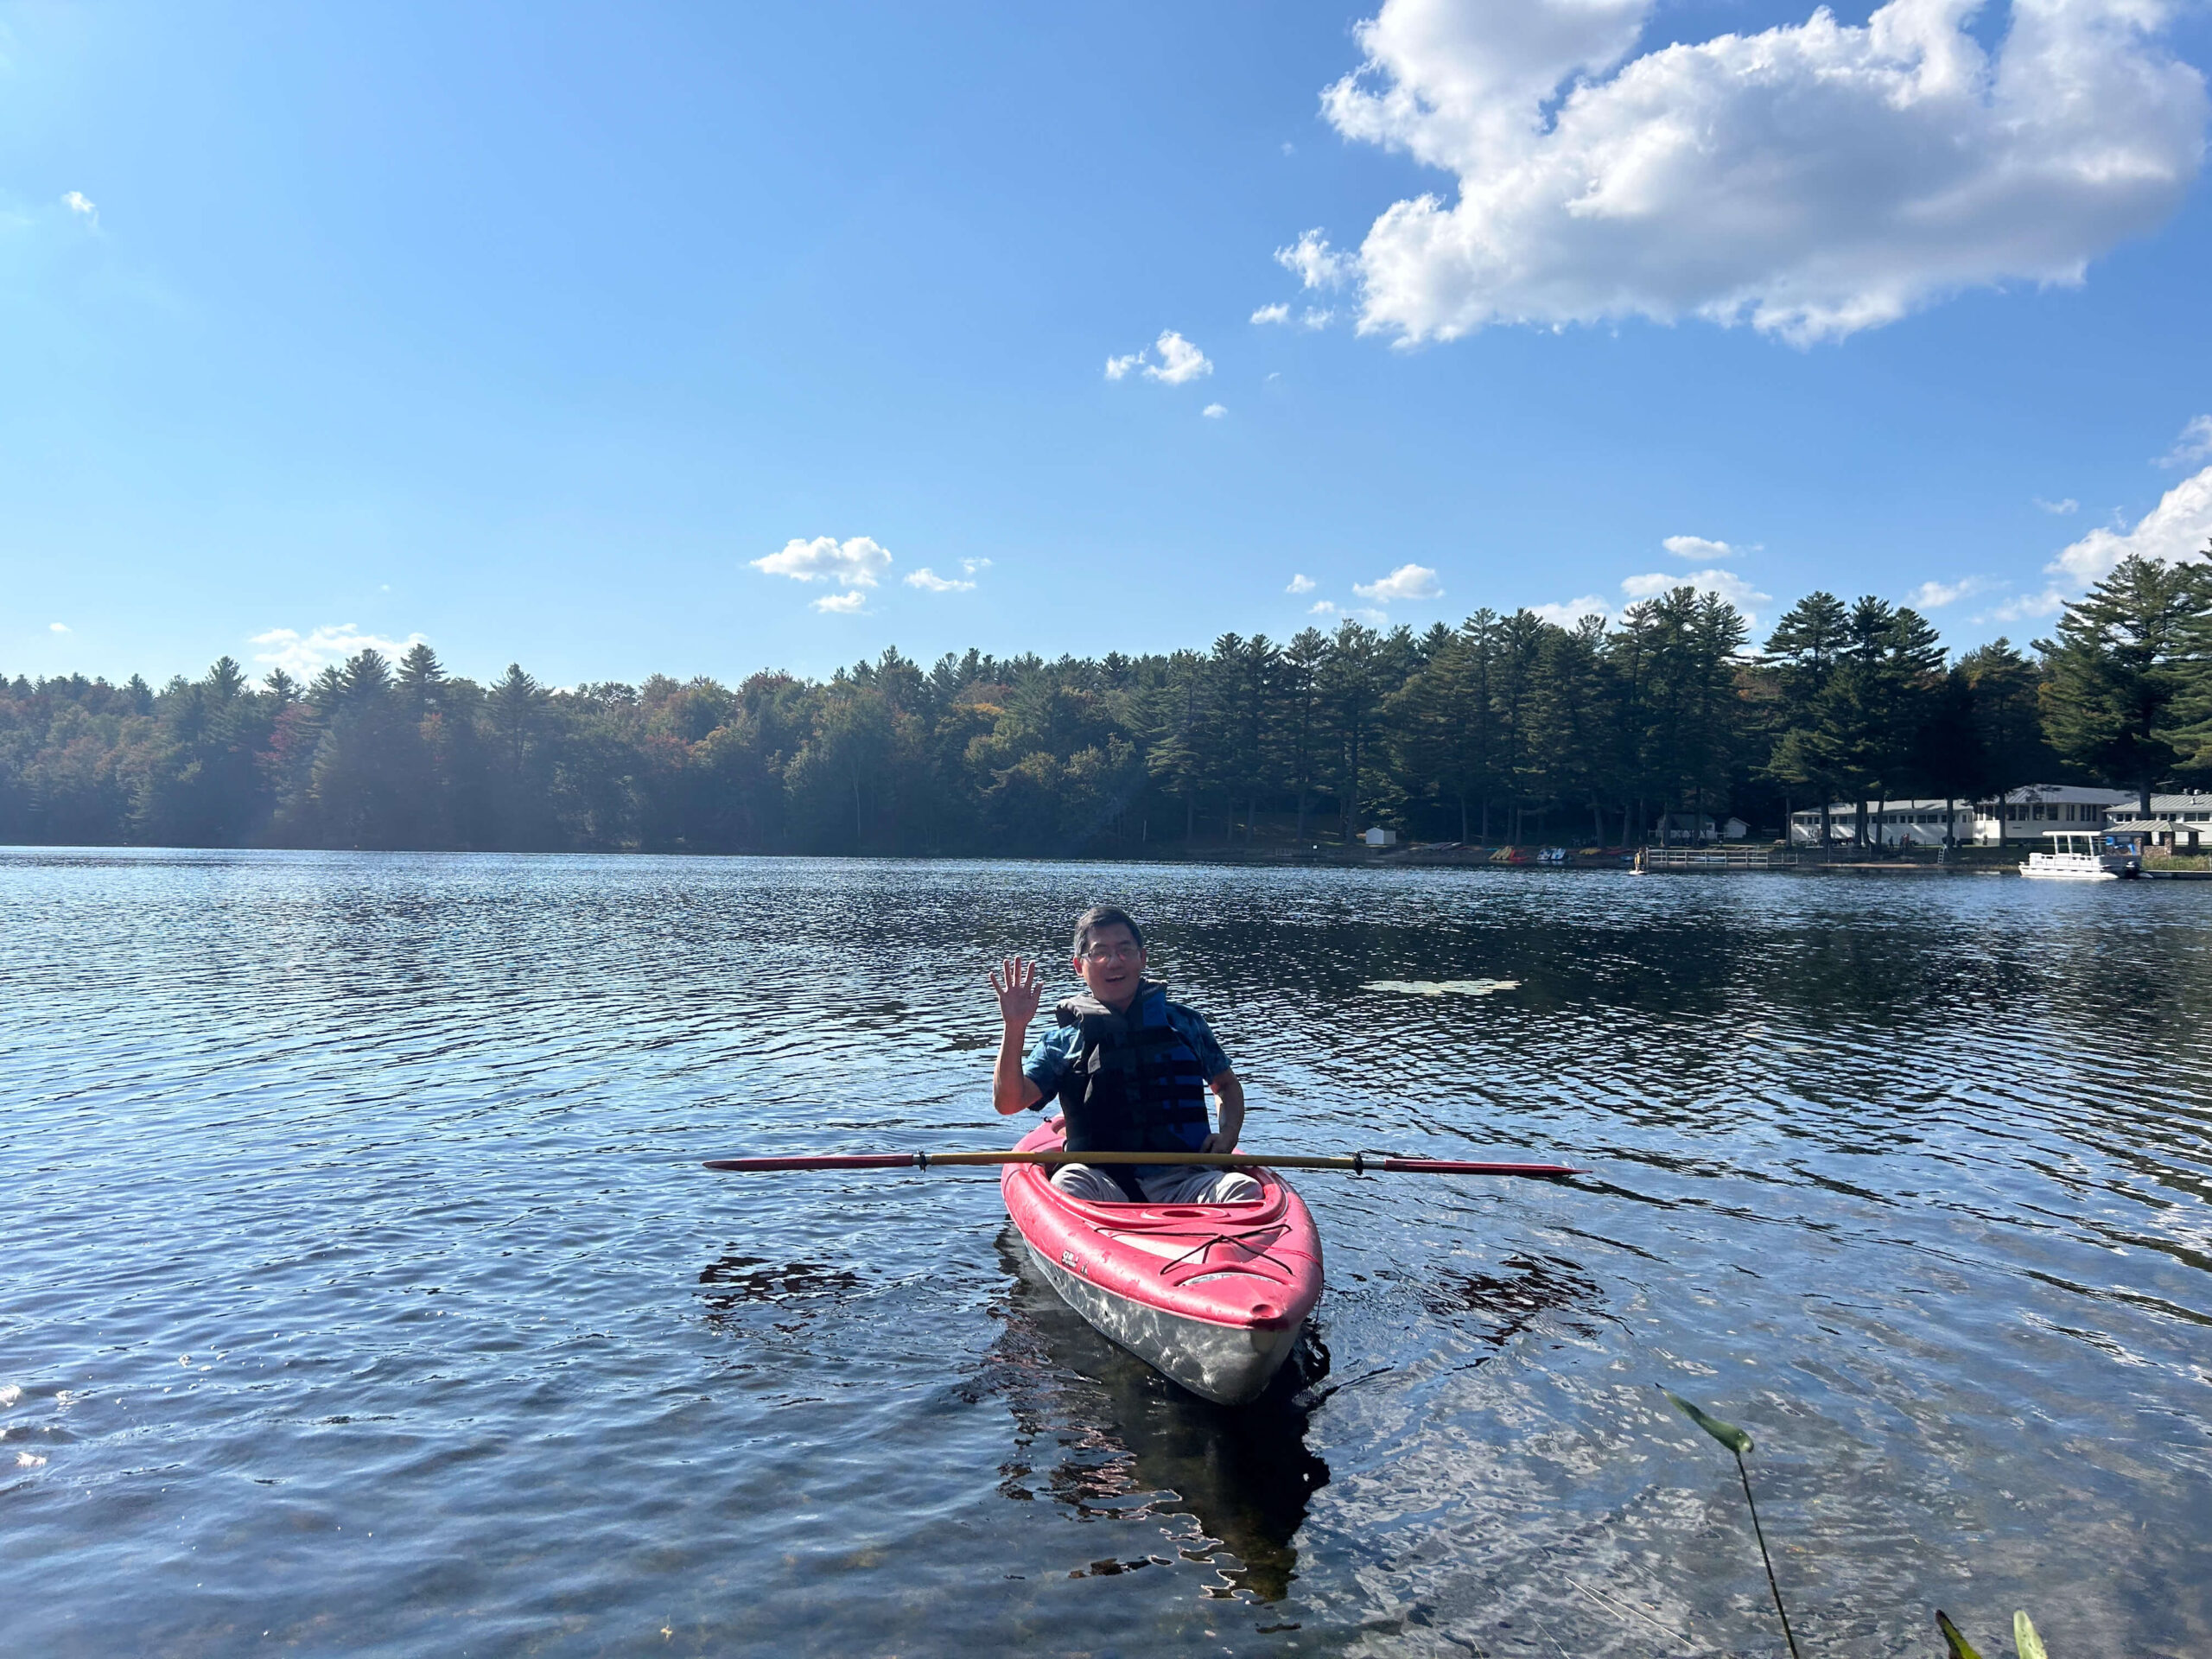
<box><xmin>990</xmin><ymin>956</ymin><xmax>1042</xmax><ymax>1028</ymax></box>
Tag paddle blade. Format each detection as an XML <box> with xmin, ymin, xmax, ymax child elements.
<box><xmin>703</xmin><ymin>1154</ymin><xmax>918</xmax><ymax>1172</ymax></box>
<box><xmin>1936</xmin><ymin>1611</ymin><xmax>1984</xmax><ymax>1659</ymax></box>
<box><xmin>1379</xmin><ymin>1158</ymin><xmax>1586</xmax><ymax>1177</ymax></box>
<box><xmin>2014</xmin><ymin>1611</ymin><xmax>2048</xmax><ymax>1659</ymax></box>
<box><xmin>1658</xmin><ymin>1387</ymin><xmax>1753</xmax><ymax>1456</ymax></box>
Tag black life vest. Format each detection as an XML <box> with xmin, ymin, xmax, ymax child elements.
<box><xmin>1052</xmin><ymin>982</ymin><xmax>1212</xmax><ymax>1199</ymax></box>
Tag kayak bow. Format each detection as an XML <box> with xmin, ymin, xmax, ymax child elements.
<box><xmin>997</xmin><ymin>1118</ymin><xmax>1325</xmax><ymax>1406</ymax></box>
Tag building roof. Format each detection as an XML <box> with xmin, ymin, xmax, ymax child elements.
<box><xmin>2146</xmin><ymin>793</ymin><xmax>2212</xmax><ymax>811</ymax></box>
<box><xmin>1984</xmin><ymin>785</ymin><xmax>2136</xmax><ymax>803</ymax></box>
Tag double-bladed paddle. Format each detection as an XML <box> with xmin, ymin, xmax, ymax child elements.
<box><xmin>702</xmin><ymin>1148</ymin><xmax>1585</xmax><ymax>1178</ymax></box>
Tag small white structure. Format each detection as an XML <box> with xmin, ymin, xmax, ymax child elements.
<box><xmin>2021</xmin><ymin>830</ymin><xmax>2139</xmax><ymax>880</ymax></box>
<box><xmin>1363</xmin><ymin>826</ymin><xmax>1398</xmax><ymax>848</ymax></box>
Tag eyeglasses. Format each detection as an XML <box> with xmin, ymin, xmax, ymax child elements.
<box><xmin>1078</xmin><ymin>944</ymin><xmax>1142</xmax><ymax>963</ymax></box>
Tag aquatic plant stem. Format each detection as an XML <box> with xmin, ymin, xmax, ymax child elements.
<box><xmin>1733</xmin><ymin>1448</ymin><xmax>1802</xmax><ymax>1659</ymax></box>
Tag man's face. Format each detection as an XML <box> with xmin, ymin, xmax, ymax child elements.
<box><xmin>1073</xmin><ymin>923</ymin><xmax>1145</xmax><ymax>1007</ymax></box>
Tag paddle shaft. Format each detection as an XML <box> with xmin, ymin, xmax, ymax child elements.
<box><xmin>702</xmin><ymin>1148</ymin><xmax>1584</xmax><ymax>1178</ymax></box>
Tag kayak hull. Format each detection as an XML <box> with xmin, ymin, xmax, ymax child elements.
<box><xmin>1000</xmin><ymin>1119</ymin><xmax>1324</xmax><ymax>1405</ymax></box>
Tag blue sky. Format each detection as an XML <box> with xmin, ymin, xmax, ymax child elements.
<box><xmin>7</xmin><ymin>0</ymin><xmax>2212</xmax><ymax>688</ymax></box>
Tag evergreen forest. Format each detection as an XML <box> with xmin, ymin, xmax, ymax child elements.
<box><xmin>6</xmin><ymin>555</ymin><xmax>2209</xmax><ymax>857</ymax></box>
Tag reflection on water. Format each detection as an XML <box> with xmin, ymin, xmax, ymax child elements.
<box><xmin>982</xmin><ymin>1229</ymin><xmax>1332</xmax><ymax>1602</ymax></box>
<box><xmin>2</xmin><ymin>849</ymin><xmax>2210</xmax><ymax>1656</ymax></box>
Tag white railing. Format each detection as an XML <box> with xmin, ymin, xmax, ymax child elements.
<box><xmin>1640</xmin><ymin>846</ymin><xmax>1800</xmax><ymax>869</ymax></box>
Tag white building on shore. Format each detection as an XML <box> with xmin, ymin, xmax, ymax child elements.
<box><xmin>1788</xmin><ymin>785</ymin><xmax>2137</xmax><ymax>848</ymax></box>
<box><xmin>2109</xmin><ymin>792</ymin><xmax>2212</xmax><ymax>854</ymax></box>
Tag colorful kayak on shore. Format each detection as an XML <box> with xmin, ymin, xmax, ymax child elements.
<box><xmin>1000</xmin><ymin>1118</ymin><xmax>1325</xmax><ymax>1405</ymax></box>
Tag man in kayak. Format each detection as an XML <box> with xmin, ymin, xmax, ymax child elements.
<box><xmin>989</xmin><ymin>905</ymin><xmax>1260</xmax><ymax>1205</ymax></box>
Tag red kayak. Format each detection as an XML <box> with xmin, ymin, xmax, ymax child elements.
<box><xmin>1000</xmin><ymin>1117</ymin><xmax>1325</xmax><ymax>1405</ymax></box>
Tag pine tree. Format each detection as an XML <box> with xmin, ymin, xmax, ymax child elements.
<box><xmin>2037</xmin><ymin>555</ymin><xmax>2211</xmax><ymax>812</ymax></box>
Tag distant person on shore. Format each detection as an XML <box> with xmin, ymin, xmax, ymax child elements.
<box><xmin>988</xmin><ymin>905</ymin><xmax>1258</xmax><ymax>1204</ymax></box>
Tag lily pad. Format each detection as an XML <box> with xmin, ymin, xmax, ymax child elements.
<box><xmin>1362</xmin><ymin>978</ymin><xmax>1522</xmax><ymax>997</ymax></box>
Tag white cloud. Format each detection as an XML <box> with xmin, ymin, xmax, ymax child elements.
<box><xmin>1662</xmin><ymin>534</ymin><xmax>1736</xmax><ymax>561</ymax></box>
<box><xmin>1353</xmin><ymin>563</ymin><xmax>1444</xmax><ymax>602</ymax></box>
<box><xmin>1310</xmin><ymin>600</ymin><xmax>1338</xmax><ymax>614</ymax></box>
<box><xmin>905</xmin><ymin>567</ymin><xmax>976</xmax><ymax>593</ymax></box>
<box><xmin>251</xmin><ymin>624</ymin><xmax>428</xmax><ymax>677</ymax></box>
<box><xmin>1317</xmin><ymin>0</ymin><xmax>2209</xmax><ymax>346</ymax></box>
<box><xmin>1909</xmin><ymin>575</ymin><xmax>1993</xmax><ymax>609</ymax></box>
<box><xmin>1300</xmin><ymin>308</ymin><xmax>1333</xmax><ymax>330</ymax></box>
<box><xmin>1277</xmin><ymin>228</ymin><xmax>1353</xmax><ymax>290</ymax></box>
<box><xmin>1147</xmin><ymin>331</ymin><xmax>1212</xmax><ymax>384</ymax></box>
<box><xmin>753</xmin><ymin>535</ymin><xmax>893</xmax><ymax>588</ymax></box>
<box><xmin>1287</xmin><ymin>574</ymin><xmax>1318</xmax><ymax>594</ymax></box>
<box><xmin>2158</xmin><ymin>414</ymin><xmax>2212</xmax><ymax>467</ymax></box>
<box><xmin>1251</xmin><ymin>302</ymin><xmax>1292</xmax><ymax>325</ymax></box>
<box><xmin>1620</xmin><ymin>567</ymin><xmax>1771</xmax><ymax>627</ymax></box>
<box><xmin>1980</xmin><ymin>586</ymin><xmax>2070</xmax><ymax>623</ymax></box>
<box><xmin>1203</xmin><ymin>402</ymin><xmax>1227</xmax><ymax>419</ymax></box>
<box><xmin>48</xmin><ymin>621</ymin><xmax>68</xmax><ymax>633</ymax></box>
<box><xmin>1104</xmin><ymin>330</ymin><xmax>1215</xmax><ymax>385</ymax></box>
<box><xmin>813</xmin><ymin>590</ymin><xmax>868</xmax><ymax>614</ymax></box>
<box><xmin>960</xmin><ymin>557</ymin><xmax>991</xmax><ymax>575</ymax></box>
<box><xmin>2033</xmin><ymin>496</ymin><xmax>2080</xmax><ymax>515</ymax></box>
<box><xmin>61</xmin><ymin>190</ymin><xmax>96</xmax><ymax>223</ymax></box>
<box><xmin>2047</xmin><ymin>465</ymin><xmax>2212</xmax><ymax>586</ymax></box>
<box><xmin>1531</xmin><ymin>594</ymin><xmax>1612</xmax><ymax>627</ymax></box>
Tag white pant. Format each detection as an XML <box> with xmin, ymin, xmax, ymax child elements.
<box><xmin>1050</xmin><ymin>1162</ymin><xmax>1263</xmax><ymax>1204</ymax></box>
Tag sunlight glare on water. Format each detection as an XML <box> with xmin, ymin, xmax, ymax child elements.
<box><xmin>3</xmin><ymin>849</ymin><xmax>2209</xmax><ymax>1656</ymax></box>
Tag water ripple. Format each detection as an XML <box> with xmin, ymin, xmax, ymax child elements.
<box><xmin>3</xmin><ymin>849</ymin><xmax>2209</xmax><ymax>1656</ymax></box>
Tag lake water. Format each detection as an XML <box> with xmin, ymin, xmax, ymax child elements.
<box><xmin>3</xmin><ymin>849</ymin><xmax>2209</xmax><ymax>1657</ymax></box>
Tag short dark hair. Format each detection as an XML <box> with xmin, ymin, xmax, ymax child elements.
<box><xmin>1072</xmin><ymin>905</ymin><xmax>1143</xmax><ymax>956</ymax></box>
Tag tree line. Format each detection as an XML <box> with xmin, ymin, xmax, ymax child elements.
<box><xmin>4</xmin><ymin>554</ymin><xmax>2208</xmax><ymax>856</ymax></box>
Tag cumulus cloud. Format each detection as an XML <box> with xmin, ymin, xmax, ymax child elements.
<box><xmin>813</xmin><ymin>591</ymin><xmax>868</xmax><ymax>614</ymax></box>
<box><xmin>1203</xmin><ymin>403</ymin><xmax>1227</xmax><ymax>419</ymax></box>
<box><xmin>960</xmin><ymin>557</ymin><xmax>991</xmax><ymax>575</ymax></box>
<box><xmin>251</xmin><ymin>624</ymin><xmax>428</xmax><ymax>677</ymax></box>
<box><xmin>2034</xmin><ymin>496</ymin><xmax>2080</xmax><ymax>515</ymax></box>
<box><xmin>1980</xmin><ymin>586</ymin><xmax>2071</xmax><ymax>623</ymax></box>
<box><xmin>1287</xmin><ymin>574</ymin><xmax>1318</xmax><ymax>594</ymax></box>
<box><xmin>2047</xmin><ymin>466</ymin><xmax>2212</xmax><ymax>586</ymax></box>
<box><xmin>1531</xmin><ymin>594</ymin><xmax>1613</xmax><ymax>627</ymax></box>
<box><xmin>2159</xmin><ymin>414</ymin><xmax>2212</xmax><ymax>467</ymax></box>
<box><xmin>1106</xmin><ymin>331</ymin><xmax>1215</xmax><ymax>385</ymax></box>
<box><xmin>1353</xmin><ymin>563</ymin><xmax>1444</xmax><ymax>602</ymax></box>
<box><xmin>1909</xmin><ymin>575</ymin><xmax>1994</xmax><ymax>609</ymax></box>
<box><xmin>1300</xmin><ymin>308</ymin><xmax>1333</xmax><ymax>329</ymax></box>
<box><xmin>753</xmin><ymin>535</ymin><xmax>893</xmax><ymax>588</ymax></box>
<box><xmin>61</xmin><ymin>190</ymin><xmax>96</xmax><ymax>223</ymax></box>
<box><xmin>1313</xmin><ymin>0</ymin><xmax>2208</xmax><ymax>346</ymax></box>
<box><xmin>1251</xmin><ymin>302</ymin><xmax>1292</xmax><ymax>325</ymax></box>
<box><xmin>1278</xmin><ymin>228</ymin><xmax>1354</xmax><ymax>290</ymax></box>
<box><xmin>48</xmin><ymin>621</ymin><xmax>68</xmax><ymax>633</ymax></box>
<box><xmin>1621</xmin><ymin>567</ymin><xmax>1772</xmax><ymax>627</ymax></box>
<box><xmin>1310</xmin><ymin>599</ymin><xmax>1338</xmax><ymax>614</ymax></box>
<box><xmin>1148</xmin><ymin>331</ymin><xmax>1212</xmax><ymax>384</ymax></box>
<box><xmin>905</xmin><ymin>568</ymin><xmax>975</xmax><ymax>593</ymax></box>
<box><xmin>1663</xmin><ymin>534</ymin><xmax>1738</xmax><ymax>561</ymax></box>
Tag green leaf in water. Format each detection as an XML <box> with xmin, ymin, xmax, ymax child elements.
<box><xmin>1659</xmin><ymin>1387</ymin><xmax>1753</xmax><ymax>1455</ymax></box>
<box><xmin>1936</xmin><ymin>1611</ymin><xmax>1984</xmax><ymax>1659</ymax></box>
<box><xmin>2014</xmin><ymin>1611</ymin><xmax>2048</xmax><ymax>1659</ymax></box>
